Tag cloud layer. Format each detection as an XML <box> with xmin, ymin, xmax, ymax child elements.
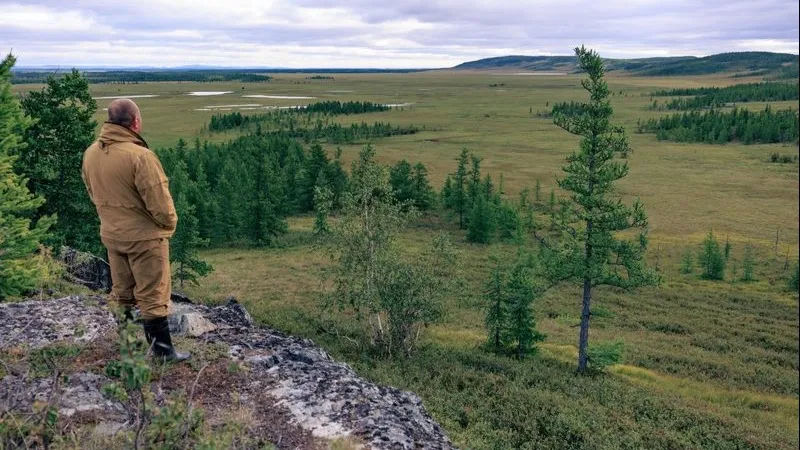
<box><xmin>2</xmin><ymin>0</ymin><xmax>798</xmax><ymax>68</ymax></box>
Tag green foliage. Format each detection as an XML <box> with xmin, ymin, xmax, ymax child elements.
<box><xmin>442</xmin><ymin>148</ymin><xmax>471</xmax><ymax>228</ymax></box>
<box><xmin>586</xmin><ymin>340</ymin><xmax>624</xmax><ymax>374</ymax></box>
<box><xmin>171</xmin><ymin>192</ymin><xmax>213</xmax><ymax>289</ymax></box>
<box><xmin>637</xmin><ymin>106</ymin><xmax>799</xmax><ymax>145</ymax></box>
<box><xmin>313</xmin><ymin>182</ymin><xmax>333</xmax><ymax>236</ymax></box>
<box><xmin>789</xmin><ymin>262</ymin><xmax>799</xmax><ymax>292</ymax></box>
<box><xmin>484</xmin><ymin>258</ymin><xmax>545</xmax><ymax>359</ymax></box>
<box><xmin>328</xmin><ymin>146</ymin><xmax>454</xmax><ymax>356</ymax></box>
<box><xmin>724</xmin><ymin>236</ymin><xmax>732</xmax><ymax>260</ymax></box>
<box><xmin>104</xmin><ymin>321</ymin><xmax>152</xmax><ymax>392</ymax></box>
<box><xmin>545</xmin><ymin>46</ymin><xmax>657</xmax><ymax>373</ymax></box>
<box><xmin>467</xmin><ymin>194</ymin><xmax>496</xmax><ymax>244</ymax></box>
<box><xmin>768</xmin><ymin>153</ymin><xmax>798</xmax><ymax>164</ymax></box>
<box><xmin>650</xmin><ymin>82</ymin><xmax>799</xmax><ymax>110</ymax></box>
<box><xmin>680</xmin><ymin>250</ymin><xmax>694</xmax><ymax>274</ymax></box>
<box><xmin>699</xmin><ymin>230</ymin><xmax>726</xmax><ymax>280</ymax></box>
<box><xmin>148</xmin><ymin>392</ymin><xmax>204</xmax><ymax>450</ymax></box>
<box><xmin>13</xmin><ymin>69</ymin><xmax>271</xmax><ymax>84</ymax></box>
<box><xmin>390</xmin><ymin>159</ymin><xmax>436</xmax><ymax>210</ymax></box>
<box><xmin>0</xmin><ymin>53</ymin><xmax>54</xmax><ymax>300</ymax></box>
<box><xmin>207</xmin><ymin>101</ymin><xmax>390</xmax><ymax>132</ymax></box>
<box><xmin>28</xmin><ymin>345</ymin><xmax>81</xmax><ymax>378</ymax></box>
<box><xmin>207</xmin><ymin>107</ymin><xmax>419</xmax><ymax>143</ymax></box>
<box><xmin>505</xmin><ymin>262</ymin><xmax>545</xmax><ymax>359</ymax></box>
<box><xmin>741</xmin><ymin>245</ymin><xmax>756</xmax><ymax>282</ymax></box>
<box><xmin>17</xmin><ymin>69</ymin><xmax>100</xmax><ymax>253</ymax></box>
<box><xmin>484</xmin><ymin>260</ymin><xmax>507</xmax><ymax>352</ymax></box>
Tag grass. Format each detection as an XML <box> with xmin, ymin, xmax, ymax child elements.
<box><xmin>14</xmin><ymin>71</ymin><xmax>799</xmax><ymax>448</ymax></box>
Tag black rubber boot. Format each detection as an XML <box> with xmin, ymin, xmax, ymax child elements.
<box><xmin>142</xmin><ymin>317</ymin><xmax>191</xmax><ymax>363</ymax></box>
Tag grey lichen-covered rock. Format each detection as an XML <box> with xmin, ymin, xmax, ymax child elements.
<box><xmin>1</xmin><ymin>296</ymin><xmax>455</xmax><ymax>449</ymax></box>
<box><xmin>197</xmin><ymin>299</ymin><xmax>455</xmax><ymax>450</ymax></box>
<box><xmin>0</xmin><ymin>372</ymin><xmax>127</xmax><ymax>423</ymax></box>
<box><xmin>0</xmin><ymin>296</ymin><xmax>115</xmax><ymax>349</ymax></box>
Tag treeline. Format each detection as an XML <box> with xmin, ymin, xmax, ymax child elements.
<box><xmin>12</xmin><ymin>70</ymin><xmax>272</xmax><ymax>84</ymax></box>
<box><xmin>648</xmin><ymin>82</ymin><xmax>799</xmax><ymax>110</ymax></box>
<box><xmin>207</xmin><ymin>101</ymin><xmax>392</xmax><ymax>132</ymax></box>
<box><xmin>304</xmin><ymin>100</ymin><xmax>389</xmax><ymax>115</ymax></box>
<box><xmin>535</xmin><ymin>101</ymin><xmax>587</xmax><ymax>118</ymax></box>
<box><xmin>637</xmin><ymin>106</ymin><xmax>799</xmax><ymax>144</ymax></box>
<box><xmin>207</xmin><ymin>110</ymin><xmax>419</xmax><ymax>144</ymax></box>
<box><xmin>156</xmin><ymin>134</ymin><xmax>435</xmax><ymax>249</ymax></box>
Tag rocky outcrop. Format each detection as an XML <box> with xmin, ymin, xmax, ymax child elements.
<box><xmin>0</xmin><ymin>296</ymin><xmax>454</xmax><ymax>449</ymax></box>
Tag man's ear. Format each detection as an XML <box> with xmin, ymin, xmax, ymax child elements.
<box><xmin>132</xmin><ymin>115</ymin><xmax>142</xmax><ymax>133</ymax></box>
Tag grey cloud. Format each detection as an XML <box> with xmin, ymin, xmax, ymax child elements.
<box><xmin>3</xmin><ymin>0</ymin><xmax>797</xmax><ymax>67</ymax></box>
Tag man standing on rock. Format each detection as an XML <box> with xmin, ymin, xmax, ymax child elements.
<box><xmin>81</xmin><ymin>98</ymin><xmax>189</xmax><ymax>363</ymax></box>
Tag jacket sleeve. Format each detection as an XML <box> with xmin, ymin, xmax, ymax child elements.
<box><xmin>134</xmin><ymin>151</ymin><xmax>178</xmax><ymax>232</ymax></box>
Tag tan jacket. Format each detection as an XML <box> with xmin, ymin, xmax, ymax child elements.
<box><xmin>82</xmin><ymin>123</ymin><xmax>177</xmax><ymax>241</ymax></box>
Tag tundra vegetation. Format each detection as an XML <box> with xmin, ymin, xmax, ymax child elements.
<box><xmin>3</xmin><ymin>46</ymin><xmax>799</xmax><ymax>449</ymax></box>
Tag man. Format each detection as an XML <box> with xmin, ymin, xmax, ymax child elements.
<box><xmin>82</xmin><ymin>98</ymin><xmax>189</xmax><ymax>363</ymax></box>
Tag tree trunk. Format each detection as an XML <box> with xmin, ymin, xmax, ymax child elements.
<box><xmin>577</xmin><ymin>277</ymin><xmax>591</xmax><ymax>373</ymax></box>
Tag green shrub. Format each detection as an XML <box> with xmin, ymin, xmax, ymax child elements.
<box><xmin>741</xmin><ymin>245</ymin><xmax>756</xmax><ymax>282</ymax></box>
<box><xmin>699</xmin><ymin>230</ymin><xmax>725</xmax><ymax>280</ymax></box>
<box><xmin>680</xmin><ymin>249</ymin><xmax>694</xmax><ymax>274</ymax></box>
<box><xmin>586</xmin><ymin>341</ymin><xmax>624</xmax><ymax>374</ymax></box>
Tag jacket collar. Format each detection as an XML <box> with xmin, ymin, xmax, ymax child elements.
<box><xmin>98</xmin><ymin>122</ymin><xmax>150</xmax><ymax>150</ymax></box>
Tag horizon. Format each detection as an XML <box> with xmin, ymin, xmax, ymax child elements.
<box><xmin>2</xmin><ymin>0</ymin><xmax>798</xmax><ymax>68</ymax></box>
<box><xmin>11</xmin><ymin>50</ymin><xmax>800</xmax><ymax>71</ymax></box>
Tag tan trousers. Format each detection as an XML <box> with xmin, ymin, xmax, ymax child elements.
<box><xmin>102</xmin><ymin>237</ymin><xmax>171</xmax><ymax>320</ymax></box>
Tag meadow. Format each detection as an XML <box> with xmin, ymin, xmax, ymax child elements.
<box><xmin>15</xmin><ymin>71</ymin><xmax>799</xmax><ymax>448</ymax></box>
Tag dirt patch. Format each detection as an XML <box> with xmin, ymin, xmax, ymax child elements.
<box><xmin>157</xmin><ymin>360</ymin><xmax>325</xmax><ymax>450</ymax></box>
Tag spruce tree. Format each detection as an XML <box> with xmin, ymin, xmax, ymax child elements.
<box><xmin>505</xmin><ymin>262</ymin><xmax>544</xmax><ymax>359</ymax></box>
<box><xmin>410</xmin><ymin>162</ymin><xmax>435</xmax><ymax>210</ymax></box>
<box><xmin>389</xmin><ymin>159</ymin><xmax>414</xmax><ymax>205</ymax></box>
<box><xmin>699</xmin><ymin>230</ymin><xmax>725</xmax><ymax>280</ymax></box>
<box><xmin>484</xmin><ymin>260</ymin><xmax>507</xmax><ymax>352</ymax></box>
<box><xmin>0</xmin><ymin>53</ymin><xmax>54</xmax><ymax>299</ymax></box>
<box><xmin>467</xmin><ymin>193</ymin><xmax>495</xmax><ymax>244</ymax></box>
<box><xmin>680</xmin><ymin>249</ymin><xmax>694</xmax><ymax>274</ymax></box>
<box><xmin>170</xmin><ymin>193</ymin><xmax>212</xmax><ymax>289</ymax></box>
<box><xmin>18</xmin><ymin>69</ymin><xmax>99</xmax><ymax>253</ymax></box>
<box><xmin>450</xmin><ymin>149</ymin><xmax>470</xmax><ymax>228</ymax></box>
<box><xmin>468</xmin><ymin>154</ymin><xmax>483</xmax><ymax>208</ymax></box>
<box><xmin>534</xmin><ymin>179</ymin><xmax>541</xmax><ymax>202</ymax></box>
<box><xmin>741</xmin><ymin>245</ymin><xmax>756</xmax><ymax>282</ymax></box>
<box><xmin>546</xmin><ymin>47</ymin><xmax>657</xmax><ymax>373</ymax></box>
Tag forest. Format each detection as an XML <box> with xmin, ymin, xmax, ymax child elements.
<box><xmin>11</xmin><ymin>69</ymin><xmax>273</xmax><ymax>84</ymax></box>
<box><xmin>636</xmin><ymin>106</ymin><xmax>799</xmax><ymax>144</ymax></box>
<box><xmin>648</xmin><ymin>81</ymin><xmax>799</xmax><ymax>110</ymax></box>
<box><xmin>207</xmin><ymin>101</ymin><xmax>392</xmax><ymax>132</ymax></box>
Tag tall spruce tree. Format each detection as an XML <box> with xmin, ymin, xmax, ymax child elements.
<box><xmin>484</xmin><ymin>260</ymin><xmax>507</xmax><ymax>352</ymax></box>
<box><xmin>547</xmin><ymin>47</ymin><xmax>657</xmax><ymax>373</ymax></box>
<box><xmin>506</xmin><ymin>261</ymin><xmax>545</xmax><ymax>359</ymax></box>
<box><xmin>448</xmin><ymin>149</ymin><xmax>470</xmax><ymax>228</ymax></box>
<box><xmin>17</xmin><ymin>70</ymin><xmax>99</xmax><ymax>253</ymax></box>
<box><xmin>170</xmin><ymin>192</ymin><xmax>212</xmax><ymax>289</ymax></box>
<box><xmin>467</xmin><ymin>193</ymin><xmax>496</xmax><ymax>244</ymax></box>
<box><xmin>410</xmin><ymin>162</ymin><xmax>435</xmax><ymax>210</ymax></box>
<box><xmin>0</xmin><ymin>53</ymin><xmax>55</xmax><ymax>299</ymax></box>
<box><xmin>699</xmin><ymin>230</ymin><xmax>725</xmax><ymax>280</ymax></box>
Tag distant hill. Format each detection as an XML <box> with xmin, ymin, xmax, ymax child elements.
<box><xmin>454</xmin><ymin>52</ymin><xmax>799</xmax><ymax>77</ymax></box>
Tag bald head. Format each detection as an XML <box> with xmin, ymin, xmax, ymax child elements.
<box><xmin>107</xmin><ymin>99</ymin><xmax>142</xmax><ymax>132</ymax></box>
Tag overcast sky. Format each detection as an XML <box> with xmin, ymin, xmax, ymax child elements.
<box><xmin>2</xmin><ymin>0</ymin><xmax>798</xmax><ymax>68</ymax></box>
